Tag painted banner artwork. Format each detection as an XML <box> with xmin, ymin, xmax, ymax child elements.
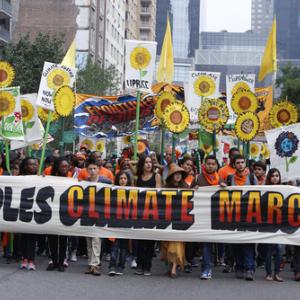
<box><xmin>125</xmin><ymin>40</ymin><xmax>157</xmax><ymax>92</ymax></box>
<box><xmin>74</xmin><ymin>93</ymin><xmax>157</xmax><ymax>137</ymax></box>
<box><xmin>36</xmin><ymin>61</ymin><xmax>77</xmax><ymax>111</ymax></box>
<box><xmin>186</xmin><ymin>71</ymin><xmax>221</xmax><ymax>123</ymax></box>
<box><xmin>265</xmin><ymin>122</ymin><xmax>300</xmax><ymax>182</ymax></box>
<box><xmin>1</xmin><ymin>176</ymin><xmax>300</xmax><ymax>245</ymax></box>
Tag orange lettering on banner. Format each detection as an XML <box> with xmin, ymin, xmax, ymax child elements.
<box><xmin>288</xmin><ymin>194</ymin><xmax>300</xmax><ymax>227</ymax></box>
<box><xmin>219</xmin><ymin>191</ymin><xmax>241</xmax><ymax>222</ymax></box>
<box><xmin>67</xmin><ymin>186</ymin><xmax>83</xmax><ymax>218</ymax></box>
<box><xmin>267</xmin><ymin>192</ymin><xmax>283</xmax><ymax>224</ymax></box>
<box><xmin>116</xmin><ymin>189</ymin><xmax>138</xmax><ymax>220</ymax></box>
<box><xmin>162</xmin><ymin>191</ymin><xmax>177</xmax><ymax>221</ymax></box>
<box><xmin>246</xmin><ymin>192</ymin><xmax>262</xmax><ymax>224</ymax></box>
<box><xmin>104</xmin><ymin>187</ymin><xmax>111</xmax><ymax>219</ymax></box>
<box><xmin>181</xmin><ymin>191</ymin><xmax>194</xmax><ymax>222</ymax></box>
<box><xmin>143</xmin><ymin>191</ymin><xmax>159</xmax><ymax>220</ymax></box>
<box><xmin>88</xmin><ymin>186</ymin><xmax>99</xmax><ymax>219</ymax></box>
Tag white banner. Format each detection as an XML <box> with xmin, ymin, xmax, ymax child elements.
<box><xmin>226</xmin><ymin>74</ymin><xmax>256</xmax><ymax>124</ymax></box>
<box><xmin>265</xmin><ymin>122</ymin><xmax>300</xmax><ymax>182</ymax></box>
<box><xmin>125</xmin><ymin>40</ymin><xmax>157</xmax><ymax>92</ymax></box>
<box><xmin>1</xmin><ymin>176</ymin><xmax>300</xmax><ymax>245</ymax></box>
<box><xmin>37</xmin><ymin>62</ymin><xmax>77</xmax><ymax>111</ymax></box>
<box><xmin>186</xmin><ymin>71</ymin><xmax>221</xmax><ymax>124</ymax></box>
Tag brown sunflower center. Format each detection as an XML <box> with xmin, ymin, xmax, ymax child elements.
<box><xmin>170</xmin><ymin>110</ymin><xmax>182</xmax><ymax>125</ymax></box>
<box><xmin>241</xmin><ymin>119</ymin><xmax>254</xmax><ymax>134</ymax></box>
<box><xmin>21</xmin><ymin>105</ymin><xmax>29</xmax><ymax>117</ymax></box>
<box><xmin>238</xmin><ymin>96</ymin><xmax>251</xmax><ymax>110</ymax></box>
<box><xmin>0</xmin><ymin>97</ymin><xmax>9</xmax><ymax>111</ymax></box>
<box><xmin>0</xmin><ymin>70</ymin><xmax>8</xmax><ymax>82</ymax></box>
<box><xmin>135</xmin><ymin>53</ymin><xmax>146</xmax><ymax>65</ymax></box>
<box><xmin>53</xmin><ymin>74</ymin><xmax>64</xmax><ymax>86</ymax></box>
<box><xmin>199</xmin><ymin>81</ymin><xmax>210</xmax><ymax>93</ymax></box>
<box><xmin>160</xmin><ymin>99</ymin><xmax>171</xmax><ymax>112</ymax></box>
<box><xmin>250</xmin><ymin>146</ymin><xmax>256</xmax><ymax>153</ymax></box>
<box><xmin>277</xmin><ymin>109</ymin><xmax>291</xmax><ymax>123</ymax></box>
<box><xmin>207</xmin><ymin>107</ymin><xmax>220</xmax><ymax>121</ymax></box>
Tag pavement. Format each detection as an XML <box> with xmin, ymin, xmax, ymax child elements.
<box><xmin>0</xmin><ymin>254</ymin><xmax>299</xmax><ymax>300</ymax></box>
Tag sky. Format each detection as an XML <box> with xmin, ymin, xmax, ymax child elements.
<box><xmin>202</xmin><ymin>0</ymin><xmax>252</xmax><ymax>32</ymax></box>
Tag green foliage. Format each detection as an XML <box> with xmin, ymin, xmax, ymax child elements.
<box><xmin>276</xmin><ymin>63</ymin><xmax>300</xmax><ymax>107</ymax></box>
<box><xmin>2</xmin><ymin>33</ymin><xmax>65</xmax><ymax>94</ymax></box>
<box><xmin>76</xmin><ymin>57</ymin><xmax>120</xmax><ymax>95</ymax></box>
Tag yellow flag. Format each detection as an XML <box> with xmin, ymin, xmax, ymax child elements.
<box><xmin>61</xmin><ymin>38</ymin><xmax>76</xmax><ymax>68</ymax></box>
<box><xmin>258</xmin><ymin>18</ymin><xmax>277</xmax><ymax>81</ymax></box>
<box><xmin>156</xmin><ymin>16</ymin><xmax>174</xmax><ymax>83</ymax></box>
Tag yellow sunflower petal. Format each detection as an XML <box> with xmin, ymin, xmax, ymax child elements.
<box><xmin>198</xmin><ymin>98</ymin><xmax>229</xmax><ymax>133</ymax></box>
<box><xmin>235</xmin><ymin>112</ymin><xmax>260</xmax><ymax>142</ymax></box>
<box><xmin>95</xmin><ymin>140</ymin><xmax>105</xmax><ymax>152</ymax></box>
<box><xmin>231</xmin><ymin>82</ymin><xmax>251</xmax><ymax>96</ymax></box>
<box><xmin>21</xmin><ymin>99</ymin><xmax>35</xmax><ymax>122</ymax></box>
<box><xmin>54</xmin><ymin>85</ymin><xmax>75</xmax><ymax>117</ymax></box>
<box><xmin>38</xmin><ymin>107</ymin><xmax>59</xmax><ymax>122</ymax></box>
<box><xmin>194</xmin><ymin>76</ymin><xmax>216</xmax><ymax>97</ymax></box>
<box><xmin>231</xmin><ymin>89</ymin><xmax>258</xmax><ymax>114</ymax></box>
<box><xmin>0</xmin><ymin>61</ymin><xmax>15</xmax><ymax>88</ymax></box>
<box><xmin>47</xmin><ymin>68</ymin><xmax>71</xmax><ymax>90</ymax></box>
<box><xmin>269</xmin><ymin>100</ymin><xmax>298</xmax><ymax>128</ymax></box>
<box><xmin>0</xmin><ymin>91</ymin><xmax>16</xmax><ymax>116</ymax></box>
<box><xmin>250</xmin><ymin>143</ymin><xmax>260</xmax><ymax>157</ymax></box>
<box><xmin>81</xmin><ymin>139</ymin><xmax>94</xmax><ymax>150</ymax></box>
<box><xmin>163</xmin><ymin>102</ymin><xmax>190</xmax><ymax>133</ymax></box>
<box><xmin>130</xmin><ymin>46</ymin><xmax>151</xmax><ymax>70</ymax></box>
<box><xmin>155</xmin><ymin>91</ymin><xmax>176</xmax><ymax>119</ymax></box>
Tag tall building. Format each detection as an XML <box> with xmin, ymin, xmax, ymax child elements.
<box><xmin>274</xmin><ymin>0</ymin><xmax>300</xmax><ymax>59</ymax></box>
<box><xmin>0</xmin><ymin>0</ymin><xmax>12</xmax><ymax>48</ymax></box>
<box><xmin>251</xmin><ymin>0</ymin><xmax>274</xmax><ymax>35</ymax></box>
<box><xmin>125</xmin><ymin>0</ymin><xmax>140</xmax><ymax>39</ymax></box>
<box><xmin>139</xmin><ymin>0</ymin><xmax>156</xmax><ymax>41</ymax></box>
<box><xmin>156</xmin><ymin>0</ymin><xmax>200</xmax><ymax>57</ymax></box>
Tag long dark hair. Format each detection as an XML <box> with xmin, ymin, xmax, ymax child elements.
<box><xmin>51</xmin><ymin>157</ymin><xmax>69</xmax><ymax>176</ymax></box>
<box><xmin>114</xmin><ymin>171</ymin><xmax>132</xmax><ymax>186</ymax></box>
<box><xmin>20</xmin><ymin>157</ymin><xmax>38</xmax><ymax>175</ymax></box>
<box><xmin>136</xmin><ymin>154</ymin><xmax>153</xmax><ymax>178</ymax></box>
<box><xmin>266</xmin><ymin>168</ymin><xmax>281</xmax><ymax>185</ymax></box>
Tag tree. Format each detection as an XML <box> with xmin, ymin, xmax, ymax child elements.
<box><xmin>276</xmin><ymin>63</ymin><xmax>300</xmax><ymax>108</ymax></box>
<box><xmin>2</xmin><ymin>33</ymin><xmax>65</xmax><ymax>94</ymax></box>
<box><xmin>76</xmin><ymin>57</ymin><xmax>120</xmax><ymax>95</ymax></box>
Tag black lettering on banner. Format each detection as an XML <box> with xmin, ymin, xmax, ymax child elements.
<box><xmin>4</xmin><ymin>187</ymin><xmax>18</xmax><ymax>222</ymax></box>
<box><xmin>19</xmin><ymin>187</ymin><xmax>35</xmax><ymax>223</ymax></box>
<box><xmin>34</xmin><ymin>186</ymin><xmax>54</xmax><ymax>224</ymax></box>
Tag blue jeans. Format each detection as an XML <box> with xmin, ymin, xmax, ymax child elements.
<box><xmin>109</xmin><ymin>239</ymin><xmax>128</xmax><ymax>270</ymax></box>
<box><xmin>233</xmin><ymin>244</ymin><xmax>255</xmax><ymax>272</ymax></box>
<box><xmin>264</xmin><ymin>244</ymin><xmax>282</xmax><ymax>275</ymax></box>
<box><xmin>202</xmin><ymin>243</ymin><xmax>212</xmax><ymax>273</ymax></box>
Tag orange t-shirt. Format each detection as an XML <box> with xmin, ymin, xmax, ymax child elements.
<box><xmin>77</xmin><ymin>166</ymin><xmax>114</xmax><ymax>182</ymax></box>
<box><xmin>43</xmin><ymin>166</ymin><xmax>72</xmax><ymax>177</ymax></box>
<box><xmin>185</xmin><ymin>175</ymin><xmax>194</xmax><ymax>187</ymax></box>
<box><xmin>218</xmin><ymin>164</ymin><xmax>236</xmax><ymax>181</ymax></box>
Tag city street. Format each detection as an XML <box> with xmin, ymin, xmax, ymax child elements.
<box><xmin>0</xmin><ymin>255</ymin><xmax>299</xmax><ymax>300</ymax></box>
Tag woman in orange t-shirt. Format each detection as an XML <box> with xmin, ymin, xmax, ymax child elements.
<box><xmin>179</xmin><ymin>156</ymin><xmax>195</xmax><ymax>187</ymax></box>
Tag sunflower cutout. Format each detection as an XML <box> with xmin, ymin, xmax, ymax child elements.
<box><xmin>235</xmin><ymin>112</ymin><xmax>260</xmax><ymax>142</ymax></box>
<box><xmin>80</xmin><ymin>139</ymin><xmax>94</xmax><ymax>150</ymax></box>
<box><xmin>54</xmin><ymin>86</ymin><xmax>75</xmax><ymax>117</ymax></box>
<box><xmin>269</xmin><ymin>101</ymin><xmax>298</xmax><ymax>128</ymax></box>
<box><xmin>198</xmin><ymin>98</ymin><xmax>229</xmax><ymax>133</ymax></box>
<box><xmin>137</xmin><ymin>141</ymin><xmax>147</xmax><ymax>154</ymax></box>
<box><xmin>47</xmin><ymin>68</ymin><xmax>71</xmax><ymax>90</ymax></box>
<box><xmin>163</xmin><ymin>102</ymin><xmax>190</xmax><ymax>133</ymax></box>
<box><xmin>38</xmin><ymin>107</ymin><xmax>59</xmax><ymax>122</ymax></box>
<box><xmin>95</xmin><ymin>140</ymin><xmax>105</xmax><ymax>153</ymax></box>
<box><xmin>21</xmin><ymin>99</ymin><xmax>34</xmax><ymax>122</ymax></box>
<box><xmin>250</xmin><ymin>143</ymin><xmax>260</xmax><ymax>157</ymax></box>
<box><xmin>231</xmin><ymin>89</ymin><xmax>258</xmax><ymax>115</ymax></box>
<box><xmin>194</xmin><ymin>76</ymin><xmax>216</xmax><ymax>97</ymax></box>
<box><xmin>123</xmin><ymin>135</ymin><xmax>132</xmax><ymax>144</ymax></box>
<box><xmin>263</xmin><ymin>148</ymin><xmax>270</xmax><ymax>159</ymax></box>
<box><xmin>0</xmin><ymin>91</ymin><xmax>16</xmax><ymax>116</ymax></box>
<box><xmin>231</xmin><ymin>82</ymin><xmax>251</xmax><ymax>96</ymax></box>
<box><xmin>130</xmin><ymin>47</ymin><xmax>151</xmax><ymax>70</ymax></box>
<box><xmin>202</xmin><ymin>144</ymin><xmax>213</xmax><ymax>154</ymax></box>
<box><xmin>0</xmin><ymin>61</ymin><xmax>15</xmax><ymax>88</ymax></box>
<box><xmin>155</xmin><ymin>91</ymin><xmax>176</xmax><ymax>120</ymax></box>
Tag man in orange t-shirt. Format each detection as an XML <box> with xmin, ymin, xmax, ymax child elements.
<box><xmin>77</xmin><ymin>151</ymin><xmax>114</xmax><ymax>182</ymax></box>
<box><xmin>218</xmin><ymin>147</ymin><xmax>240</xmax><ymax>181</ymax></box>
